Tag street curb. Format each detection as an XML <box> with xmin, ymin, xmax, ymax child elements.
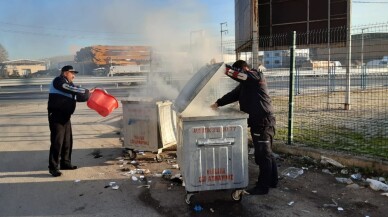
<box><xmin>273</xmin><ymin>142</ymin><xmax>388</xmax><ymax>173</ymax></box>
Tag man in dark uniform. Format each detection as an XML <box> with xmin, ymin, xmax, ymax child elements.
<box><xmin>47</xmin><ymin>65</ymin><xmax>92</xmax><ymax>177</ymax></box>
<box><xmin>211</xmin><ymin>60</ymin><xmax>278</xmax><ymax>195</ymax></box>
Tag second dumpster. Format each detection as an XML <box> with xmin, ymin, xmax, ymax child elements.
<box><xmin>122</xmin><ymin>97</ymin><xmax>176</xmax><ymax>159</ymax></box>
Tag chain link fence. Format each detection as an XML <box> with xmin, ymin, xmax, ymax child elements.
<box><xmin>220</xmin><ymin>23</ymin><xmax>388</xmax><ymax>160</ymax></box>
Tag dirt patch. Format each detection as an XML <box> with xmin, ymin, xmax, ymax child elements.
<box><xmin>112</xmin><ymin>148</ymin><xmax>388</xmax><ymax>216</ymax></box>
<box><xmin>260</xmin><ymin>153</ymin><xmax>388</xmax><ymax>216</ymax></box>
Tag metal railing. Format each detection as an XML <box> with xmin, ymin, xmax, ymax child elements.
<box><xmin>0</xmin><ymin>76</ymin><xmax>147</xmax><ymax>88</ymax></box>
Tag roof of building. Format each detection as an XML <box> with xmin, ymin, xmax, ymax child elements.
<box><xmin>2</xmin><ymin>59</ymin><xmax>46</xmax><ymax>65</ymax></box>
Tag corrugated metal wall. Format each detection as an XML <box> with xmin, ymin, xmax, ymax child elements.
<box><xmin>235</xmin><ymin>0</ymin><xmax>348</xmax><ymax>51</ymax></box>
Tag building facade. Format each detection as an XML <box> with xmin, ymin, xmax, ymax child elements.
<box><xmin>1</xmin><ymin>59</ymin><xmax>46</xmax><ymax>78</ymax></box>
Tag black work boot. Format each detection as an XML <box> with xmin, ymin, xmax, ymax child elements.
<box><xmin>270</xmin><ymin>159</ymin><xmax>278</xmax><ymax>188</ymax></box>
<box><xmin>247</xmin><ymin>186</ymin><xmax>269</xmax><ymax>195</ymax></box>
<box><xmin>49</xmin><ymin>168</ymin><xmax>62</xmax><ymax>177</ymax></box>
<box><xmin>60</xmin><ymin>164</ymin><xmax>78</xmax><ymax>170</ymax></box>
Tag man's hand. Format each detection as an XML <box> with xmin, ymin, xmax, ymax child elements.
<box><xmin>210</xmin><ymin>103</ymin><xmax>218</xmax><ymax>110</ymax></box>
<box><xmin>90</xmin><ymin>87</ymin><xmax>96</xmax><ymax>93</ymax></box>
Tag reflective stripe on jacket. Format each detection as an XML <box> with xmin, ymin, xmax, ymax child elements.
<box><xmin>47</xmin><ymin>75</ymin><xmax>90</xmax><ymax>118</ymax></box>
<box><xmin>216</xmin><ymin>65</ymin><xmax>275</xmax><ymax>127</ymax></box>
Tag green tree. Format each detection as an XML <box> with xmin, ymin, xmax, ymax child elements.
<box><xmin>0</xmin><ymin>44</ymin><xmax>9</xmax><ymax>62</ymax></box>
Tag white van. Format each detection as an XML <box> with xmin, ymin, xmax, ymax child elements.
<box><xmin>367</xmin><ymin>59</ymin><xmax>388</xmax><ymax>68</ymax></box>
<box><xmin>332</xmin><ymin>61</ymin><xmax>342</xmax><ymax>69</ymax></box>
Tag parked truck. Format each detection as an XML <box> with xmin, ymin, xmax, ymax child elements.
<box><xmin>107</xmin><ymin>64</ymin><xmax>150</xmax><ymax>76</ymax></box>
<box><xmin>75</xmin><ymin>45</ymin><xmax>151</xmax><ymax>76</ymax></box>
<box><xmin>301</xmin><ymin>60</ymin><xmax>341</xmax><ymax>69</ymax></box>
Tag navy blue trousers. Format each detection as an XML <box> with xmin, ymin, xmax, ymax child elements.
<box><xmin>48</xmin><ymin>113</ymin><xmax>73</xmax><ymax>170</ymax></box>
<box><xmin>250</xmin><ymin>126</ymin><xmax>278</xmax><ymax>188</ymax></box>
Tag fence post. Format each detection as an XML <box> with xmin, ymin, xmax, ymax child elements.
<box><xmin>295</xmin><ymin>67</ymin><xmax>300</xmax><ymax>95</ymax></box>
<box><xmin>329</xmin><ymin>66</ymin><xmax>336</xmax><ymax>92</ymax></box>
<box><xmin>344</xmin><ymin>0</ymin><xmax>352</xmax><ymax>110</ymax></box>
<box><xmin>288</xmin><ymin>31</ymin><xmax>296</xmax><ymax>145</ymax></box>
<box><xmin>361</xmin><ymin>65</ymin><xmax>367</xmax><ymax>90</ymax></box>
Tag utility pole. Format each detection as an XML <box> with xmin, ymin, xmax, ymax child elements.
<box><xmin>252</xmin><ymin>0</ymin><xmax>259</xmax><ymax>69</ymax></box>
<box><xmin>327</xmin><ymin>0</ymin><xmax>331</xmax><ymax>73</ymax></box>
<box><xmin>190</xmin><ymin>30</ymin><xmax>204</xmax><ymax>52</ymax></box>
<box><xmin>190</xmin><ymin>29</ymin><xmax>204</xmax><ymax>72</ymax></box>
<box><xmin>220</xmin><ymin>22</ymin><xmax>228</xmax><ymax>61</ymax></box>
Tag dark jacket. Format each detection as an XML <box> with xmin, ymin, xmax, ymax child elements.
<box><xmin>216</xmin><ymin>65</ymin><xmax>275</xmax><ymax>128</ymax></box>
<box><xmin>47</xmin><ymin>75</ymin><xmax>90</xmax><ymax>123</ymax></box>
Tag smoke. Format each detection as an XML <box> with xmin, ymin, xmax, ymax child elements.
<box><xmin>121</xmin><ymin>0</ymin><xmax>222</xmax><ymax>100</ymax></box>
<box><xmin>141</xmin><ymin>73</ymin><xmax>180</xmax><ymax>100</ymax></box>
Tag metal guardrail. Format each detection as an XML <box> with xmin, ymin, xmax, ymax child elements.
<box><xmin>0</xmin><ymin>76</ymin><xmax>147</xmax><ymax>87</ymax></box>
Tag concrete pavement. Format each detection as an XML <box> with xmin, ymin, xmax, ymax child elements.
<box><xmin>0</xmin><ymin>101</ymin><xmax>125</xmax><ymax>184</ymax></box>
<box><xmin>0</xmin><ymin>101</ymin><xmax>161</xmax><ymax>216</ymax></box>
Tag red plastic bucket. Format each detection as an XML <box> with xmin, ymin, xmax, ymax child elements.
<box><xmin>87</xmin><ymin>89</ymin><xmax>119</xmax><ymax>117</ymax></box>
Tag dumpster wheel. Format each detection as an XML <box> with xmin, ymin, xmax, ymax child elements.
<box><xmin>231</xmin><ymin>189</ymin><xmax>243</xmax><ymax>202</ymax></box>
<box><xmin>125</xmin><ymin>149</ymin><xmax>137</xmax><ymax>160</ymax></box>
<box><xmin>185</xmin><ymin>193</ymin><xmax>194</xmax><ymax>205</ymax></box>
<box><xmin>155</xmin><ymin>154</ymin><xmax>163</xmax><ymax>162</ymax></box>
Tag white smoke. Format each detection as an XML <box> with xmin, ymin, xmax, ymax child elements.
<box><xmin>122</xmin><ymin>0</ymin><xmax>222</xmax><ymax>100</ymax></box>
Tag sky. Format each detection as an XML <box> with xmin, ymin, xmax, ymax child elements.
<box><xmin>0</xmin><ymin>0</ymin><xmax>387</xmax><ymax>60</ymax></box>
<box><xmin>0</xmin><ymin>0</ymin><xmax>235</xmax><ymax>60</ymax></box>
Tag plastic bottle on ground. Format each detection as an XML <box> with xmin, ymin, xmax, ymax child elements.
<box><xmin>281</xmin><ymin>167</ymin><xmax>304</xmax><ymax>178</ymax></box>
<box><xmin>366</xmin><ymin>178</ymin><xmax>388</xmax><ymax>191</ymax></box>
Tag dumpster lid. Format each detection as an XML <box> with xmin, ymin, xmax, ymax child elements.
<box><xmin>174</xmin><ymin>62</ymin><xmax>224</xmax><ymax>113</ymax></box>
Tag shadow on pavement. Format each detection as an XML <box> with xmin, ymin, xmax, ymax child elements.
<box><xmin>0</xmin><ymin>148</ymin><xmax>123</xmax><ymax>173</ymax></box>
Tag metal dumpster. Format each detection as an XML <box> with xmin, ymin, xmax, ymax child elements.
<box><xmin>122</xmin><ymin>98</ymin><xmax>176</xmax><ymax>159</ymax></box>
<box><xmin>174</xmin><ymin>63</ymin><xmax>249</xmax><ymax>204</ymax></box>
